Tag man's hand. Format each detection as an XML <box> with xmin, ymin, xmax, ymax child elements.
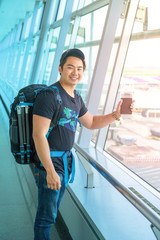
<box><xmin>115</xmin><ymin>99</ymin><xmax>135</xmax><ymax>119</ymax></box>
<box><xmin>114</xmin><ymin>99</ymin><xmax>123</xmax><ymax>120</ymax></box>
<box><xmin>130</xmin><ymin>100</ymin><xmax>135</xmax><ymax>111</ymax></box>
<box><xmin>47</xmin><ymin>170</ymin><xmax>61</xmax><ymax>190</ymax></box>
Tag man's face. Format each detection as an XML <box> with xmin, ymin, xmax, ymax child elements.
<box><xmin>59</xmin><ymin>56</ymin><xmax>84</xmax><ymax>87</ymax></box>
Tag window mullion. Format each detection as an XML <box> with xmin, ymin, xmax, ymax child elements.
<box><xmin>77</xmin><ymin>0</ymin><xmax>124</xmax><ymax>148</ymax></box>
<box><xmin>96</xmin><ymin>0</ymin><xmax>140</xmax><ymax>151</ymax></box>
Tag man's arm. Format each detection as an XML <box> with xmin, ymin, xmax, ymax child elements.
<box><xmin>33</xmin><ymin>114</ymin><xmax>61</xmax><ymax>190</ymax></box>
<box><xmin>79</xmin><ymin>100</ymin><xmax>122</xmax><ymax>129</ymax></box>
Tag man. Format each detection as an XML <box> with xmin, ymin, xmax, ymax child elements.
<box><xmin>33</xmin><ymin>48</ymin><xmax>125</xmax><ymax>240</ymax></box>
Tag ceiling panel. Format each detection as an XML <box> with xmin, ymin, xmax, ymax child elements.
<box><xmin>0</xmin><ymin>0</ymin><xmax>36</xmax><ymax>41</ymax></box>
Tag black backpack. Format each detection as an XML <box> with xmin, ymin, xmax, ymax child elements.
<box><xmin>9</xmin><ymin>84</ymin><xmax>63</xmax><ymax>164</ymax></box>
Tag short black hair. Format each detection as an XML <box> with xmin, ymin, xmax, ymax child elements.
<box><xmin>59</xmin><ymin>48</ymin><xmax>86</xmax><ymax>70</ymax></box>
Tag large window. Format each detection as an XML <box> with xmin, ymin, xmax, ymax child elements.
<box><xmin>104</xmin><ymin>0</ymin><xmax>160</xmax><ymax>191</ymax></box>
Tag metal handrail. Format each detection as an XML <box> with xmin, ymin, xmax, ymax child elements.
<box><xmin>74</xmin><ymin>143</ymin><xmax>160</xmax><ymax>231</ymax></box>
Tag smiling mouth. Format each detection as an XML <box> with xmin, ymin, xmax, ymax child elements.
<box><xmin>70</xmin><ymin>77</ymin><xmax>78</xmax><ymax>81</ymax></box>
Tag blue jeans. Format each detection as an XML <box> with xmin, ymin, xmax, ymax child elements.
<box><xmin>34</xmin><ymin>168</ymin><xmax>66</xmax><ymax>240</ymax></box>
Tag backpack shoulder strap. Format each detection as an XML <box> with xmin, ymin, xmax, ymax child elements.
<box><xmin>75</xmin><ymin>89</ymin><xmax>80</xmax><ymax>97</ymax></box>
<box><xmin>42</xmin><ymin>85</ymin><xmax>63</xmax><ymax>129</ymax></box>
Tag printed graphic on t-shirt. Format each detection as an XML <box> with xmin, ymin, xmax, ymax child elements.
<box><xmin>59</xmin><ymin>107</ymin><xmax>79</xmax><ymax>132</ymax></box>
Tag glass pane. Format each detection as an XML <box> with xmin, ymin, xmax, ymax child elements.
<box><xmin>65</xmin><ymin>21</ymin><xmax>74</xmax><ymax>47</ymax></box>
<box><xmin>51</xmin><ymin>27</ymin><xmax>60</xmax><ymax>49</ymax></box>
<box><xmin>43</xmin><ymin>51</ymin><xmax>55</xmax><ymax>85</ymax></box>
<box><xmin>8</xmin><ymin>49</ymin><xmax>18</xmax><ymax>84</ymax></box>
<box><xmin>76</xmin><ymin>45</ymin><xmax>99</xmax><ymax>103</ymax></box>
<box><xmin>56</xmin><ymin>0</ymin><xmax>66</xmax><ymax>21</ymax></box>
<box><xmin>72</xmin><ymin>0</ymin><xmax>80</xmax><ymax>11</ymax></box>
<box><xmin>91</xmin><ymin>18</ymin><xmax>125</xmax><ymax>143</ymax></box>
<box><xmin>24</xmin><ymin>16</ymin><xmax>32</xmax><ymax>39</ymax></box>
<box><xmin>34</xmin><ymin>6</ymin><xmax>44</xmax><ymax>34</ymax></box>
<box><xmin>84</xmin><ymin>0</ymin><xmax>97</xmax><ymax>7</ymax></box>
<box><xmin>72</xmin><ymin>0</ymin><xmax>95</xmax><ymax>10</ymax></box>
<box><xmin>42</xmin><ymin>28</ymin><xmax>60</xmax><ymax>84</ymax></box>
<box><xmin>24</xmin><ymin>36</ymin><xmax>39</xmax><ymax>86</ymax></box>
<box><xmin>104</xmin><ymin>0</ymin><xmax>160</xmax><ymax>191</ymax></box>
<box><xmin>75</xmin><ymin>6</ymin><xmax>108</xmax><ymax>102</ymax></box>
<box><xmin>76</xmin><ymin>6</ymin><xmax>108</xmax><ymax>44</ymax></box>
<box><xmin>15</xmin><ymin>42</ymin><xmax>27</xmax><ymax>87</ymax></box>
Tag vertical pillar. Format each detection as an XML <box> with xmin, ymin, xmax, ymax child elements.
<box><xmin>48</xmin><ymin>0</ymin><xmax>74</xmax><ymax>85</ymax></box>
<box><xmin>29</xmin><ymin>0</ymin><xmax>60</xmax><ymax>85</ymax></box>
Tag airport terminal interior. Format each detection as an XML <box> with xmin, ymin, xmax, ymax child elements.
<box><xmin>0</xmin><ymin>0</ymin><xmax>160</xmax><ymax>239</ymax></box>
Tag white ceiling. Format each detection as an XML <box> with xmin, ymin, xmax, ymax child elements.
<box><xmin>0</xmin><ymin>0</ymin><xmax>36</xmax><ymax>41</ymax></box>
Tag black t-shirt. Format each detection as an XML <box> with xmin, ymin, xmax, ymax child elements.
<box><xmin>33</xmin><ymin>81</ymin><xmax>88</xmax><ymax>175</ymax></box>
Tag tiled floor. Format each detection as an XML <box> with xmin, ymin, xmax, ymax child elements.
<box><xmin>0</xmin><ymin>103</ymin><xmax>63</xmax><ymax>240</ymax></box>
<box><xmin>0</xmin><ymin>107</ymin><xmax>34</xmax><ymax>240</ymax></box>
